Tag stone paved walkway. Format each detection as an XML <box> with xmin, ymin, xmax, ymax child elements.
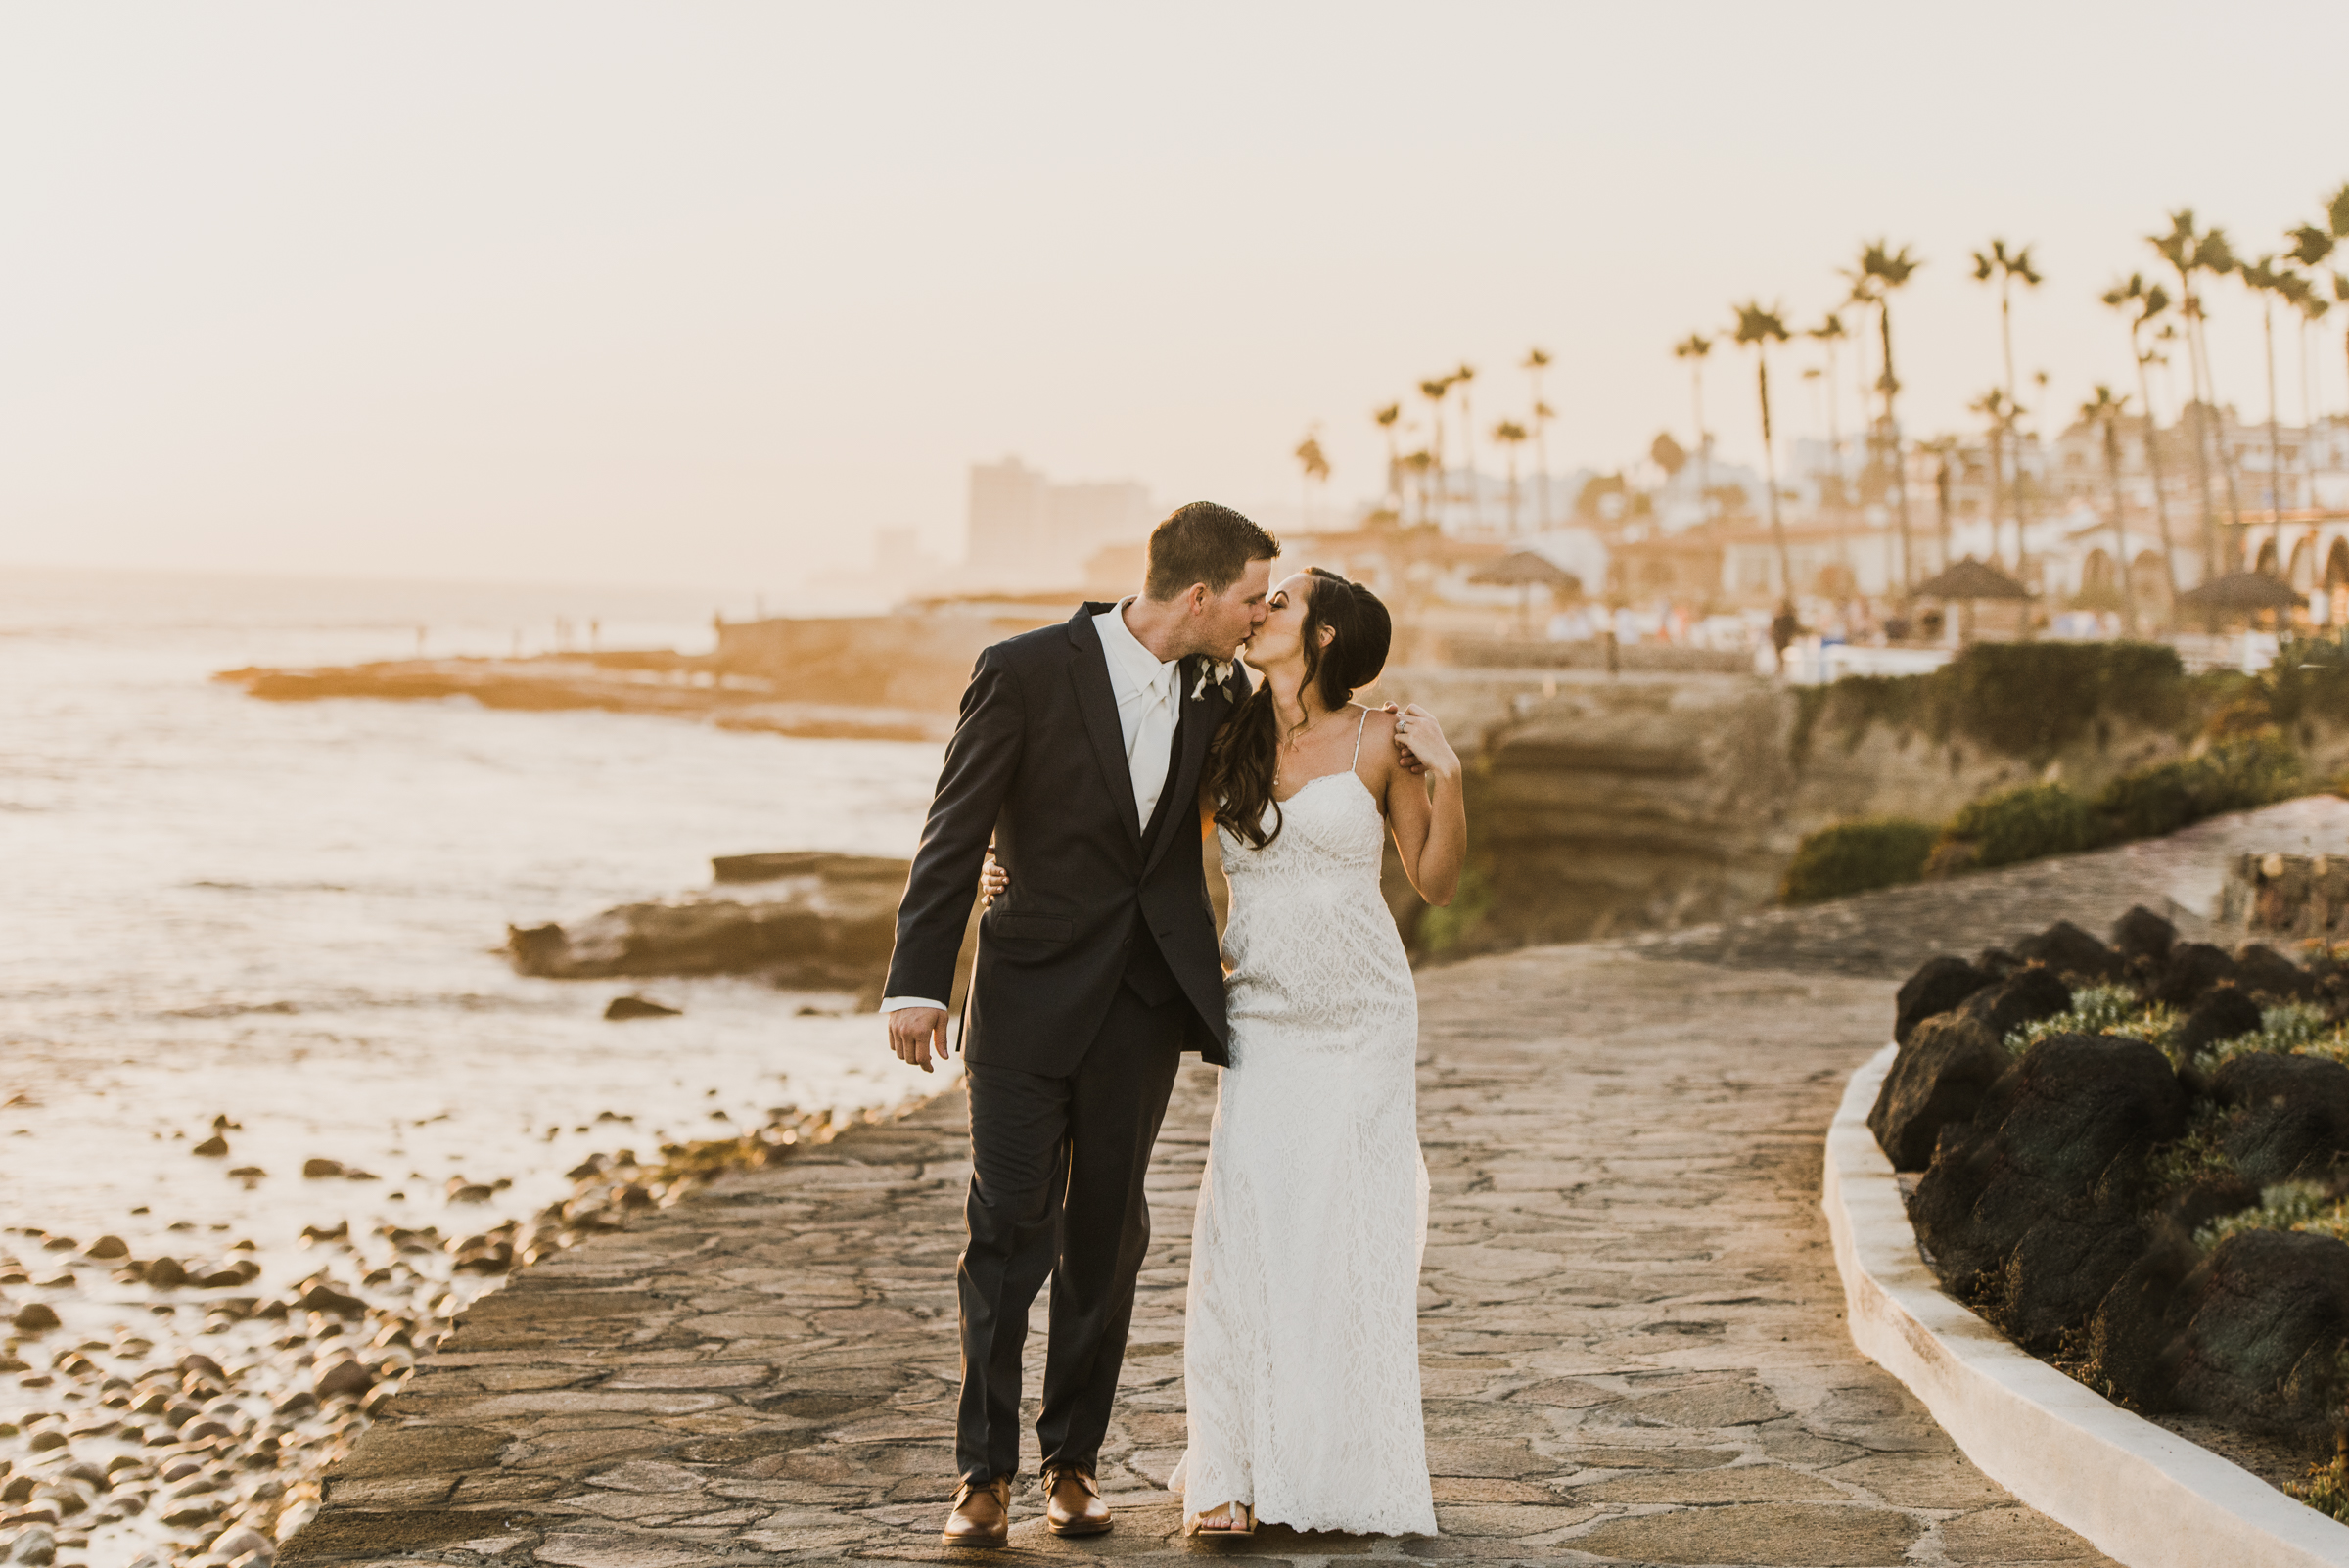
<box><xmin>285</xmin><ymin>802</ymin><xmax>2349</xmax><ymax>1568</ymax></box>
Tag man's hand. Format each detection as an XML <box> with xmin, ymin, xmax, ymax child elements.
<box><xmin>888</xmin><ymin>1006</ymin><xmax>952</xmax><ymax>1073</ymax></box>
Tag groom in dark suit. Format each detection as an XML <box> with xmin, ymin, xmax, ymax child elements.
<box><xmin>883</xmin><ymin>501</ymin><xmax>1277</xmax><ymax>1546</ymax></box>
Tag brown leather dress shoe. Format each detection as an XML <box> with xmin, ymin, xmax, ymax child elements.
<box><xmin>1042</xmin><ymin>1465</ymin><xmax>1112</xmax><ymax>1537</ymax></box>
<box><xmin>943</xmin><ymin>1476</ymin><xmax>1012</xmax><ymax>1547</ymax></box>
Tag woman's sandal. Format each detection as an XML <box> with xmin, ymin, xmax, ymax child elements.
<box><xmin>1187</xmin><ymin>1501</ymin><xmax>1256</xmax><ymax>1537</ymax></box>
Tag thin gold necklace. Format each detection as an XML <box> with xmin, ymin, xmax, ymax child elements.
<box><xmin>1275</xmin><ymin>705</ymin><xmax>1339</xmax><ymax>781</ymax></box>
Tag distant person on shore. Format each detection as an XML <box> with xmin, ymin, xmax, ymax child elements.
<box><xmin>881</xmin><ymin>503</ymin><xmax>1272</xmax><ymax>1546</ymax></box>
<box><xmin>978</xmin><ymin>567</ymin><xmax>1467</xmax><ymax>1539</ymax></box>
<box><xmin>1770</xmin><ymin>600</ymin><xmax>1801</xmax><ymax>674</ymax></box>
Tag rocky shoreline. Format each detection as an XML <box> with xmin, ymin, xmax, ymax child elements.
<box><xmin>212</xmin><ymin>659</ymin><xmax>950</xmax><ymax>744</ymax></box>
<box><xmin>0</xmin><ymin>1102</ymin><xmax>892</xmax><ymax>1568</ymax></box>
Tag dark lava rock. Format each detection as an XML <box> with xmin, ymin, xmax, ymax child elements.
<box><xmin>2234</xmin><ymin>943</ymin><xmax>2320</xmax><ymax>1001</ymax></box>
<box><xmin>2212</xmin><ymin>1051</ymin><xmax>2349</xmax><ymax>1187</ymax></box>
<box><xmin>1958</xmin><ymin>966</ymin><xmax>2074</xmax><ymax>1040</ymax></box>
<box><xmin>2013</xmin><ymin>920</ymin><xmax>2126</xmax><ymax>984</ymax></box>
<box><xmin>1976</xmin><ymin>947</ymin><xmax>2022</xmax><ymax>979</ymax></box>
<box><xmin>605</xmin><ymin>994</ymin><xmax>682</xmax><ymax>1021</ymax></box>
<box><xmin>12</xmin><ymin>1303</ymin><xmax>60</xmax><ymax>1333</ymax></box>
<box><xmin>1869</xmin><ymin>1014</ymin><xmax>2010</xmax><ymax>1173</ymax></box>
<box><xmin>2112</xmin><ymin>904</ymin><xmax>2178</xmax><ymax>963</ymax></box>
<box><xmin>2172</xmin><ymin>988</ymin><xmax>2265</xmax><ymax>1060</ymax></box>
<box><xmin>1894</xmin><ymin>956</ymin><xmax>1994</xmax><ymax>1045</ymax></box>
<box><xmin>2151</xmin><ymin>942</ymin><xmax>2241</xmax><ymax>1008</ymax></box>
<box><xmin>1912</xmin><ymin>1032</ymin><xmax>2189</xmax><ymax>1349</ymax></box>
<box><xmin>2173</xmin><ymin>1228</ymin><xmax>2349</xmax><ymax>1438</ymax></box>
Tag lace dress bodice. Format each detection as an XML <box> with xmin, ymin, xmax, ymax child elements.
<box><xmin>1172</xmin><ymin>710</ymin><xmax>1436</xmax><ymax>1537</ymax></box>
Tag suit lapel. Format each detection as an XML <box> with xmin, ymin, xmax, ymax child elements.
<box><xmin>1066</xmin><ymin>610</ymin><xmax>1144</xmax><ymax>851</ymax></box>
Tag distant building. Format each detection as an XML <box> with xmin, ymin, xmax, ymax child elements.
<box><xmin>965</xmin><ymin>457</ymin><xmax>1152</xmax><ymax>586</ymax></box>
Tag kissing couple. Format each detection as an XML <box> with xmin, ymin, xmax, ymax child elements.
<box><xmin>882</xmin><ymin>501</ymin><xmax>1468</xmax><ymax>1545</ymax></box>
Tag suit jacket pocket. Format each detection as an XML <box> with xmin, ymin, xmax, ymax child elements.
<box><xmin>988</xmin><ymin>911</ymin><xmax>1075</xmax><ymax>949</ymax></box>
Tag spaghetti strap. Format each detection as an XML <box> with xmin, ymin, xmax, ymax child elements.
<box><xmin>1350</xmin><ymin>705</ymin><xmax>1369</xmax><ymax>768</ymax></box>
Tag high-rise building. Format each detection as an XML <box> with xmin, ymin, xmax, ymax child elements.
<box><xmin>965</xmin><ymin>457</ymin><xmax>1151</xmax><ymax>584</ymax></box>
<box><xmin>966</xmin><ymin>458</ymin><xmax>1051</xmax><ymax>576</ymax></box>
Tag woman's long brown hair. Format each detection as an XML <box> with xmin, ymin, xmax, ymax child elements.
<box><xmin>1207</xmin><ymin>567</ymin><xmax>1393</xmax><ymax>849</ymax></box>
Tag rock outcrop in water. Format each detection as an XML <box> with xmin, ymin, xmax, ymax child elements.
<box><xmin>504</xmin><ymin>852</ymin><xmax>970</xmax><ymax>1006</ymax></box>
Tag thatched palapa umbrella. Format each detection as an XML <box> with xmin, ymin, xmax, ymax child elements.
<box><xmin>1912</xmin><ymin>557</ymin><xmax>2029</xmax><ymax>645</ymax></box>
<box><xmin>2175</xmin><ymin>571</ymin><xmax>2304</xmax><ymax>612</ymax></box>
<box><xmin>1468</xmin><ymin>550</ymin><xmax>1584</xmax><ymax>636</ymax></box>
<box><xmin>2176</xmin><ymin>570</ymin><xmax>2304</xmax><ymax>631</ymax></box>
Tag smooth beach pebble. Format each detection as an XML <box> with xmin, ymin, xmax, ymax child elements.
<box><xmin>13</xmin><ymin>1302</ymin><xmax>62</xmax><ymax>1332</ymax></box>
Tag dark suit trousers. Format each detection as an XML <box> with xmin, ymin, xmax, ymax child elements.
<box><xmin>955</xmin><ymin>981</ymin><xmax>1186</xmax><ymax>1484</ymax></box>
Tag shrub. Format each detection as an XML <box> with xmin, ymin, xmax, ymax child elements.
<box><xmin>1787</xmin><ymin>641</ymin><xmax>2199</xmax><ymax>770</ymax></box>
<box><xmin>2094</xmin><ymin>732</ymin><xmax>2303</xmax><ymax>840</ymax></box>
<box><xmin>1938</xmin><ymin>782</ymin><xmax>2107</xmax><ymax>869</ymax></box>
<box><xmin>1942</xmin><ymin>641</ymin><xmax>2188</xmax><ymax>760</ymax></box>
<box><xmin>2004</xmin><ymin>985</ymin><xmax>2162</xmax><ymax>1058</ymax></box>
<box><xmin>1779</xmin><ymin>818</ymin><xmax>1939</xmax><ymax>905</ymax></box>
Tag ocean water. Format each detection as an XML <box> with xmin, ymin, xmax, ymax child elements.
<box><xmin>0</xmin><ymin>567</ymin><xmax>948</xmax><ymax>1409</ymax></box>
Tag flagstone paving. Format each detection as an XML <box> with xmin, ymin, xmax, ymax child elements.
<box><xmin>283</xmin><ymin>804</ymin><xmax>2349</xmax><ymax>1567</ymax></box>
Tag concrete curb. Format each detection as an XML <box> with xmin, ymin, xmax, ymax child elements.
<box><xmin>1824</xmin><ymin>1041</ymin><xmax>2349</xmax><ymax>1568</ymax></box>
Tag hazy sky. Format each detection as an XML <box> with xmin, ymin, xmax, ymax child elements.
<box><xmin>6</xmin><ymin>2</ymin><xmax>2348</xmax><ymax>592</ymax></box>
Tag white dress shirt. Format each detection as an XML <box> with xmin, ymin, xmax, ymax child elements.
<box><xmin>1092</xmin><ymin>597</ymin><xmax>1184</xmax><ymax>831</ymax></box>
<box><xmin>881</xmin><ymin>598</ymin><xmax>1181</xmax><ymax>1017</ymax></box>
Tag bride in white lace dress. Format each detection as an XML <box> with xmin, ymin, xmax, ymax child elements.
<box><xmin>1174</xmin><ymin>567</ymin><xmax>1463</xmax><ymax>1536</ymax></box>
<box><xmin>983</xmin><ymin>567</ymin><xmax>1464</xmax><ymax>1537</ymax></box>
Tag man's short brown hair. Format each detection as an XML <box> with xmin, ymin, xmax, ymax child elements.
<box><xmin>1143</xmin><ymin>502</ymin><xmax>1280</xmax><ymax>602</ymax></box>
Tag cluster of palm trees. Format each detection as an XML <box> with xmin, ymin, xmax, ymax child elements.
<box><xmin>1679</xmin><ymin>242</ymin><xmax>1921</xmax><ymax>601</ymax></box>
<box><xmin>1298</xmin><ymin>183</ymin><xmax>2349</xmax><ymax>621</ymax></box>
<box><xmin>1354</xmin><ymin>351</ymin><xmax>1557</xmax><ymax>535</ymax></box>
<box><xmin>1674</xmin><ymin>182</ymin><xmax>2349</xmax><ymax>608</ymax></box>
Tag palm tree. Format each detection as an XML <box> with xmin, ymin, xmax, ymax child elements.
<box><xmin>1524</xmin><ymin>348</ymin><xmax>1553</xmax><ymax>529</ymax></box>
<box><xmin>1452</xmin><ymin>363</ymin><xmax>1479</xmax><ymax>528</ymax></box>
<box><xmin>2239</xmin><ymin>255</ymin><xmax>2294</xmax><ymax>532</ymax></box>
<box><xmin>2081</xmin><ymin>386</ymin><xmax>2138</xmax><ymax>634</ymax></box>
<box><xmin>1850</xmin><ymin>240</ymin><xmax>1924</xmax><ymax>591</ymax></box>
<box><xmin>1807</xmin><ymin>313</ymin><xmax>1849</xmax><ymax>510</ymax></box>
<box><xmin>1971</xmin><ymin>240</ymin><xmax>2043</xmax><ymax>411</ymax></box>
<box><xmin>1732</xmin><ymin>301</ymin><xmax>1795</xmax><ymax>597</ymax></box>
<box><xmin>1491</xmin><ymin>420</ymin><xmax>1530</xmax><ymax>535</ymax></box>
<box><xmin>1672</xmin><ymin>333</ymin><xmax>1714</xmax><ymax>524</ymax></box>
<box><xmin>2286</xmin><ymin>182</ymin><xmax>2349</xmax><ymax>414</ymax></box>
<box><xmin>1417</xmin><ymin>378</ymin><xmax>1451</xmax><ymax>527</ymax></box>
<box><xmin>1916</xmin><ymin>435</ymin><xmax>1960</xmax><ymax>575</ymax></box>
<box><xmin>1401</xmin><ymin>449</ymin><xmax>1435</xmax><ymax>528</ymax></box>
<box><xmin>2151</xmin><ymin>210</ymin><xmax>2244</xmax><ymax>571</ymax></box>
<box><xmin>2283</xmin><ymin>271</ymin><xmax>2330</xmax><ymax>514</ymax></box>
<box><xmin>1294</xmin><ymin>431</ymin><xmax>1330</xmax><ymax>530</ymax></box>
<box><xmin>1372</xmin><ymin>403</ymin><xmax>1403</xmax><ymax>510</ymax></box>
<box><xmin>1971</xmin><ymin>239</ymin><xmax>2042</xmax><ymax>572</ymax></box>
<box><xmin>2101</xmin><ymin>273</ymin><xmax>2181</xmax><ymax>597</ymax></box>
<box><xmin>1968</xmin><ymin>388</ymin><xmax>2023</xmax><ymax>568</ymax></box>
